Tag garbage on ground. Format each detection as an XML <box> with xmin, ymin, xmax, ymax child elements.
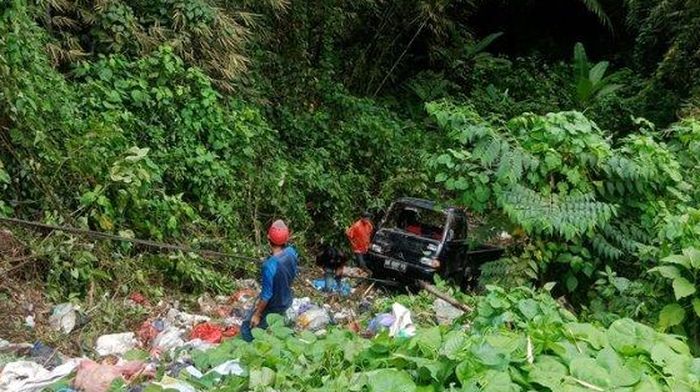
<box><xmin>190</xmin><ymin>322</ymin><xmax>223</xmax><ymax>344</ymax></box>
<box><xmin>389</xmin><ymin>303</ymin><xmax>416</xmax><ymax>338</ymax></box>
<box><xmin>137</xmin><ymin>321</ymin><xmax>159</xmax><ymax>346</ymax></box>
<box><xmin>153</xmin><ymin>376</ymin><xmax>196</xmax><ymax>392</ymax></box>
<box><xmin>0</xmin><ymin>359</ymin><xmax>81</xmax><ymax>392</ymax></box>
<box><xmin>285</xmin><ymin>297</ymin><xmax>313</xmax><ymax>322</ymax></box>
<box><xmin>152</xmin><ymin>327</ymin><xmax>185</xmax><ymax>354</ymax></box>
<box><xmin>0</xmin><ymin>341</ymin><xmax>32</xmax><ymax>357</ymax></box>
<box><xmin>25</xmin><ymin>315</ymin><xmax>35</xmax><ymax>329</ymax></box>
<box><xmin>49</xmin><ymin>303</ymin><xmax>78</xmax><ymax>334</ymax></box>
<box><xmin>230</xmin><ymin>288</ymin><xmax>256</xmax><ymax>303</ymax></box>
<box><xmin>95</xmin><ymin>332</ymin><xmax>137</xmax><ymax>357</ymax></box>
<box><xmin>358</xmin><ymin>297</ymin><xmax>374</xmax><ymax>314</ymax></box>
<box><xmin>31</xmin><ymin>342</ymin><xmax>65</xmax><ymax>369</ymax></box>
<box><xmin>166</xmin><ymin>308</ymin><xmax>210</xmax><ymax>329</ymax></box>
<box><xmin>128</xmin><ymin>292</ymin><xmax>148</xmax><ymax>306</ymax></box>
<box><xmin>433</xmin><ymin>298</ymin><xmax>465</xmax><ymax>325</ymax></box>
<box><xmin>234</xmin><ymin>279</ymin><xmax>259</xmax><ymax>291</ymax></box>
<box><xmin>207</xmin><ymin>359</ymin><xmax>246</xmax><ymax>382</ymax></box>
<box><xmin>331</xmin><ymin>308</ymin><xmax>354</xmax><ymax>324</ymax></box>
<box><xmin>340</xmin><ymin>266</ymin><xmax>369</xmax><ymax>278</ymax></box>
<box><xmin>222</xmin><ymin>325</ymin><xmax>240</xmax><ymax>338</ymax></box>
<box><xmin>73</xmin><ymin>359</ymin><xmax>154</xmax><ymax>392</ymax></box>
<box><xmin>365</xmin><ymin>303</ymin><xmax>416</xmax><ymax>338</ymax></box>
<box><xmin>295</xmin><ymin>307</ymin><xmax>330</xmax><ymax>331</ymax></box>
<box><xmin>367</xmin><ymin>313</ymin><xmax>395</xmax><ymax>335</ymax></box>
<box><xmin>312</xmin><ymin>278</ymin><xmax>352</xmax><ymax>296</ymax></box>
<box><xmin>229</xmin><ymin>288</ymin><xmax>257</xmax><ymax>319</ymax></box>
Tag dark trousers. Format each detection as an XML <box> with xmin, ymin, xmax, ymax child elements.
<box><xmin>354</xmin><ymin>252</ymin><xmax>367</xmax><ymax>268</ymax></box>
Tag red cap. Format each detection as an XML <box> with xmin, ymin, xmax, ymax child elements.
<box><xmin>267</xmin><ymin>219</ymin><xmax>289</xmax><ymax>246</ymax></box>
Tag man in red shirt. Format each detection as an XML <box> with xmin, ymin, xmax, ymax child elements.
<box><xmin>346</xmin><ymin>211</ymin><xmax>373</xmax><ymax>270</ymax></box>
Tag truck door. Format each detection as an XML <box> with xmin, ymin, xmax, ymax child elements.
<box><xmin>443</xmin><ymin>212</ymin><xmax>468</xmax><ymax>278</ymax></box>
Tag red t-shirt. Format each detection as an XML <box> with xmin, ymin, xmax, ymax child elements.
<box><xmin>346</xmin><ymin>219</ymin><xmax>373</xmax><ymax>253</ymax></box>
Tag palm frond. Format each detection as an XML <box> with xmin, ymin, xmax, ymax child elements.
<box><xmin>580</xmin><ymin>0</ymin><xmax>614</xmax><ymax>31</ymax></box>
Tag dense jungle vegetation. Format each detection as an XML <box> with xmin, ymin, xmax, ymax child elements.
<box><xmin>2</xmin><ymin>0</ymin><xmax>700</xmax><ymax>390</ymax></box>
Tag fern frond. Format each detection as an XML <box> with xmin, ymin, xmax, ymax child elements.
<box><xmin>500</xmin><ymin>185</ymin><xmax>616</xmax><ymax>240</ymax></box>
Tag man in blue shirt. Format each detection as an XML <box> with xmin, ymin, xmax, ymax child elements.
<box><xmin>241</xmin><ymin>219</ymin><xmax>298</xmax><ymax>342</ymax></box>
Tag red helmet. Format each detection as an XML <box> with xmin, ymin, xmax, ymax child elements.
<box><xmin>267</xmin><ymin>219</ymin><xmax>289</xmax><ymax>246</ymax></box>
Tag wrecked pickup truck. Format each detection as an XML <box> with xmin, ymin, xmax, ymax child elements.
<box><xmin>366</xmin><ymin>197</ymin><xmax>504</xmax><ymax>290</ymax></box>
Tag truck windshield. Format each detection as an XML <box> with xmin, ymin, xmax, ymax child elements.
<box><xmin>384</xmin><ymin>204</ymin><xmax>446</xmax><ymax>240</ymax></box>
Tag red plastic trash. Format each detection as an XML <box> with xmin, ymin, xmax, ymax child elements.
<box><xmin>129</xmin><ymin>292</ymin><xmax>147</xmax><ymax>305</ymax></box>
<box><xmin>222</xmin><ymin>325</ymin><xmax>240</xmax><ymax>339</ymax></box>
<box><xmin>190</xmin><ymin>322</ymin><xmax>223</xmax><ymax>343</ymax></box>
<box><xmin>137</xmin><ymin>321</ymin><xmax>158</xmax><ymax>346</ymax></box>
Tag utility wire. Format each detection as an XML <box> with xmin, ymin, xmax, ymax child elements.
<box><xmin>0</xmin><ymin>216</ymin><xmax>260</xmax><ymax>262</ymax></box>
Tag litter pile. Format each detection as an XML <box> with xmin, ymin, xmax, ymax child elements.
<box><xmin>0</xmin><ymin>272</ymin><xmax>461</xmax><ymax>392</ymax></box>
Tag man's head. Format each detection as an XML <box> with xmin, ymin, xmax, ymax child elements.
<box><xmin>267</xmin><ymin>219</ymin><xmax>289</xmax><ymax>247</ymax></box>
<box><xmin>361</xmin><ymin>211</ymin><xmax>372</xmax><ymax>221</ymax></box>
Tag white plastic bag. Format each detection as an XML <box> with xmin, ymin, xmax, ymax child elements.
<box><xmin>389</xmin><ymin>303</ymin><xmax>416</xmax><ymax>338</ymax></box>
<box><xmin>296</xmin><ymin>307</ymin><xmax>330</xmax><ymax>331</ymax></box>
<box><xmin>152</xmin><ymin>327</ymin><xmax>185</xmax><ymax>353</ymax></box>
<box><xmin>95</xmin><ymin>332</ymin><xmax>137</xmax><ymax>356</ymax></box>
<box><xmin>49</xmin><ymin>303</ymin><xmax>77</xmax><ymax>333</ymax></box>
<box><xmin>0</xmin><ymin>359</ymin><xmax>81</xmax><ymax>392</ymax></box>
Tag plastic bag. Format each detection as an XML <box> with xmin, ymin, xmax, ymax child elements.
<box><xmin>95</xmin><ymin>332</ymin><xmax>137</xmax><ymax>356</ymax></box>
<box><xmin>285</xmin><ymin>297</ymin><xmax>313</xmax><ymax>322</ymax></box>
<box><xmin>137</xmin><ymin>321</ymin><xmax>159</xmax><ymax>346</ymax></box>
<box><xmin>152</xmin><ymin>327</ymin><xmax>185</xmax><ymax>353</ymax></box>
<box><xmin>0</xmin><ymin>359</ymin><xmax>81</xmax><ymax>392</ymax></box>
<box><xmin>49</xmin><ymin>303</ymin><xmax>77</xmax><ymax>334</ymax></box>
<box><xmin>153</xmin><ymin>376</ymin><xmax>196</xmax><ymax>392</ymax></box>
<box><xmin>312</xmin><ymin>278</ymin><xmax>352</xmax><ymax>296</ymax></box>
<box><xmin>190</xmin><ymin>323</ymin><xmax>223</xmax><ymax>344</ymax></box>
<box><xmin>73</xmin><ymin>359</ymin><xmax>153</xmax><ymax>392</ymax></box>
<box><xmin>389</xmin><ymin>303</ymin><xmax>416</xmax><ymax>338</ymax></box>
<box><xmin>296</xmin><ymin>307</ymin><xmax>330</xmax><ymax>331</ymax></box>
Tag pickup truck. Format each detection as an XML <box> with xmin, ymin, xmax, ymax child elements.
<box><xmin>366</xmin><ymin>197</ymin><xmax>504</xmax><ymax>290</ymax></box>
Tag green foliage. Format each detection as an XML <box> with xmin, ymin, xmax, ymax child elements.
<box><xmin>650</xmin><ymin>248</ymin><xmax>700</xmax><ymax>350</ymax></box>
<box><xmin>174</xmin><ymin>286</ymin><xmax>700</xmax><ymax>391</ymax></box>
<box><xmin>427</xmin><ymin>101</ymin><xmax>700</xmax><ymax>314</ymax></box>
<box><xmin>572</xmin><ymin>42</ymin><xmax>622</xmax><ymax>109</ymax></box>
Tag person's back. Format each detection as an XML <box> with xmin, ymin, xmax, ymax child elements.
<box><xmin>346</xmin><ymin>212</ymin><xmax>373</xmax><ymax>269</ymax></box>
<box><xmin>261</xmin><ymin>246</ymin><xmax>298</xmax><ymax>313</ymax></box>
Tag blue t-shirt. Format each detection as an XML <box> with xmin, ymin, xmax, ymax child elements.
<box><xmin>260</xmin><ymin>246</ymin><xmax>298</xmax><ymax>313</ymax></box>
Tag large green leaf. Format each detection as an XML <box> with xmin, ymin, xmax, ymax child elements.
<box><xmin>471</xmin><ymin>342</ymin><xmax>510</xmax><ymax>370</ymax></box>
<box><xmin>366</xmin><ymin>369</ymin><xmax>416</xmax><ymax>392</ymax></box>
<box><xmin>595</xmin><ymin>347</ymin><xmax>640</xmax><ymax>387</ymax></box>
<box><xmin>566</xmin><ymin>323</ymin><xmax>608</xmax><ymax>349</ymax></box>
<box><xmin>249</xmin><ymin>367</ymin><xmax>276</xmax><ymax>388</ymax></box>
<box><xmin>528</xmin><ymin>355</ymin><xmax>568</xmax><ymax>390</ymax></box>
<box><xmin>692</xmin><ymin>298</ymin><xmax>700</xmax><ymax>317</ymax></box>
<box><xmin>662</xmin><ymin>254</ymin><xmax>691</xmax><ymax>269</ymax></box>
<box><xmin>588</xmin><ymin>61</ymin><xmax>609</xmax><ymax>84</ymax></box>
<box><xmin>683</xmin><ymin>248</ymin><xmax>700</xmax><ymax>269</ymax></box>
<box><xmin>658</xmin><ymin>303</ymin><xmax>686</xmax><ymax>330</ymax></box>
<box><xmin>648</xmin><ymin>265</ymin><xmax>681</xmax><ymax>279</ymax></box>
<box><xmin>569</xmin><ymin>357</ymin><xmax>611</xmax><ymax>390</ymax></box>
<box><xmin>672</xmin><ymin>277</ymin><xmax>696</xmax><ymax>300</ymax></box>
<box><xmin>606</xmin><ymin>319</ymin><xmax>655</xmax><ymax>355</ymax></box>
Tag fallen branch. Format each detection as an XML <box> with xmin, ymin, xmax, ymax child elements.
<box><xmin>417</xmin><ymin>280</ymin><xmax>473</xmax><ymax>313</ymax></box>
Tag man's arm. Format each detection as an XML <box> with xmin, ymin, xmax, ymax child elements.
<box><xmin>253</xmin><ymin>260</ymin><xmax>276</xmax><ymax>327</ymax></box>
<box><xmin>250</xmin><ymin>299</ymin><xmax>268</xmax><ymax>328</ymax></box>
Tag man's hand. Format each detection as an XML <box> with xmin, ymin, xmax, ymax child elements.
<box><xmin>250</xmin><ymin>312</ymin><xmax>261</xmax><ymax>328</ymax></box>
